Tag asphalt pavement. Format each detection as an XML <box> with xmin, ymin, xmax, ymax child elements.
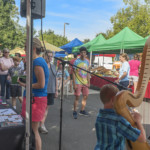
<box><xmin>41</xmin><ymin>89</ymin><xmax>101</xmax><ymax>150</ymax></box>
<box><xmin>15</xmin><ymin>88</ymin><xmax>150</xmax><ymax>150</ymax></box>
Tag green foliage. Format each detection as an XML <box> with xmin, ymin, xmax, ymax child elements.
<box><xmin>38</xmin><ymin>29</ymin><xmax>70</xmax><ymax>47</ymax></box>
<box><xmin>0</xmin><ymin>0</ymin><xmax>25</xmax><ymax>50</ymax></box>
<box><xmin>96</xmin><ymin>32</ymin><xmax>111</xmax><ymax>39</ymax></box>
<box><xmin>82</xmin><ymin>39</ymin><xmax>90</xmax><ymax>44</ymax></box>
<box><xmin>96</xmin><ymin>0</ymin><xmax>150</xmax><ymax>39</ymax></box>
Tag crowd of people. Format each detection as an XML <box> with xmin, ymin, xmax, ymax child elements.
<box><xmin>0</xmin><ymin>49</ymin><xmax>25</xmax><ymax>108</ymax></box>
<box><xmin>0</xmin><ymin>39</ymin><xmax>91</xmax><ymax>150</ymax></box>
<box><xmin>0</xmin><ymin>38</ymin><xmax>146</xmax><ymax>150</ymax></box>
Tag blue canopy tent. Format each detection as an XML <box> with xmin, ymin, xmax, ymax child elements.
<box><xmin>55</xmin><ymin>52</ymin><xmax>67</xmax><ymax>58</ymax></box>
<box><xmin>60</xmin><ymin>38</ymin><xmax>83</xmax><ymax>54</ymax></box>
<box><xmin>55</xmin><ymin>50</ymin><xmax>67</xmax><ymax>57</ymax></box>
<box><xmin>55</xmin><ymin>38</ymin><xmax>83</xmax><ymax>57</ymax></box>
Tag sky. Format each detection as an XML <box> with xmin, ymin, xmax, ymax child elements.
<box><xmin>15</xmin><ymin>0</ymin><xmax>143</xmax><ymax>41</ymax></box>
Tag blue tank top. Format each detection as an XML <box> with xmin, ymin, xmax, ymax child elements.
<box><xmin>32</xmin><ymin>57</ymin><xmax>49</xmax><ymax>97</ymax></box>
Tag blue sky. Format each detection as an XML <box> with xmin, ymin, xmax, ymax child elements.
<box><xmin>15</xmin><ymin>0</ymin><xmax>128</xmax><ymax>41</ymax></box>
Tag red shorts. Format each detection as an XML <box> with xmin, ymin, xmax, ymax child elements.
<box><xmin>74</xmin><ymin>84</ymin><xmax>89</xmax><ymax>96</ymax></box>
<box><xmin>21</xmin><ymin>97</ymin><xmax>47</xmax><ymax>122</ymax></box>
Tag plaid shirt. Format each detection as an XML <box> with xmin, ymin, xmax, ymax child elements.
<box><xmin>94</xmin><ymin>109</ymin><xmax>140</xmax><ymax>150</ymax></box>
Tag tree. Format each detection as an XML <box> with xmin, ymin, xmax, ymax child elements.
<box><xmin>38</xmin><ymin>29</ymin><xmax>70</xmax><ymax>47</ymax></box>
<box><xmin>96</xmin><ymin>0</ymin><xmax>150</xmax><ymax>38</ymax></box>
<box><xmin>0</xmin><ymin>0</ymin><xmax>25</xmax><ymax>50</ymax></box>
<box><xmin>110</xmin><ymin>0</ymin><xmax>150</xmax><ymax>37</ymax></box>
<box><xmin>83</xmin><ymin>39</ymin><xmax>90</xmax><ymax>44</ymax></box>
<box><xmin>96</xmin><ymin>32</ymin><xmax>112</xmax><ymax>39</ymax></box>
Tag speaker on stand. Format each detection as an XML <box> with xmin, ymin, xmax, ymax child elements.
<box><xmin>20</xmin><ymin>0</ymin><xmax>45</xmax><ymax>19</ymax></box>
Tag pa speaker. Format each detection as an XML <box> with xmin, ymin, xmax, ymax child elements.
<box><xmin>20</xmin><ymin>0</ymin><xmax>46</xmax><ymax>19</ymax></box>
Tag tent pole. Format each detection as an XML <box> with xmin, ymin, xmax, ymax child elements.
<box><xmin>90</xmin><ymin>51</ymin><xmax>92</xmax><ymax>67</ymax></box>
<box><xmin>103</xmin><ymin>53</ymin><xmax>104</xmax><ymax>67</ymax></box>
<box><xmin>53</xmin><ymin>51</ymin><xmax>55</xmax><ymax>64</ymax></box>
<box><xmin>120</xmin><ymin>49</ymin><xmax>122</xmax><ymax>54</ymax></box>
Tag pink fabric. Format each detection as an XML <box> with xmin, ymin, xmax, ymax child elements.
<box><xmin>129</xmin><ymin>60</ymin><xmax>141</xmax><ymax>77</ymax></box>
<box><xmin>21</xmin><ymin>97</ymin><xmax>47</xmax><ymax>122</ymax></box>
<box><xmin>74</xmin><ymin>84</ymin><xmax>89</xmax><ymax>96</ymax></box>
<box><xmin>129</xmin><ymin>83</ymin><xmax>150</xmax><ymax>98</ymax></box>
<box><xmin>0</xmin><ymin>57</ymin><xmax>14</xmax><ymax>75</ymax></box>
<box><xmin>69</xmin><ymin>58</ymin><xmax>76</xmax><ymax>74</ymax></box>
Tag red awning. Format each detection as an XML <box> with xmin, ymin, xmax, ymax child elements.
<box><xmin>96</xmin><ymin>54</ymin><xmax>116</xmax><ymax>57</ymax></box>
<box><xmin>21</xmin><ymin>54</ymin><xmax>26</xmax><ymax>57</ymax></box>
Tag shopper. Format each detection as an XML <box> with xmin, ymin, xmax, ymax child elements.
<box><xmin>115</xmin><ymin>53</ymin><xmax>130</xmax><ymax>91</ymax></box>
<box><xmin>7</xmin><ymin>56</ymin><xmax>24</xmax><ymax>109</ymax></box>
<box><xmin>39</xmin><ymin>50</ymin><xmax>58</xmax><ymax>134</ymax></box>
<box><xmin>69</xmin><ymin>53</ymin><xmax>77</xmax><ymax>93</ymax></box>
<box><xmin>72</xmin><ymin>47</ymin><xmax>90</xmax><ymax>119</ymax></box>
<box><xmin>19</xmin><ymin>38</ymin><xmax>49</xmax><ymax>150</ymax></box>
<box><xmin>128</xmin><ymin>54</ymin><xmax>141</xmax><ymax>93</ymax></box>
<box><xmin>0</xmin><ymin>48</ymin><xmax>14</xmax><ymax>100</ymax></box>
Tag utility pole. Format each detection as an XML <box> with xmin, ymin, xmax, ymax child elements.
<box><xmin>64</xmin><ymin>22</ymin><xmax>69</xmax><ymax>38</ymax></box>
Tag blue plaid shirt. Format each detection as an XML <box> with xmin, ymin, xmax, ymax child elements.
<box><xmin>94</xmin><ymin>109</ymin><xmax>140</xmax><ymax>150</ymax></box>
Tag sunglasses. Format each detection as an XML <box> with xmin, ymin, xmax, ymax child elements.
<box><xmin>4</xmin><ymin>52</ymin><xmax>9</xmax><ymax>53</ymax></box>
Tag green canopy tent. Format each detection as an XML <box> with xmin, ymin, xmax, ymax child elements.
<box><xmin>72</xmin><ymin>34</ymin><xmax>106</xmax><ymax>53</ymax></box>
<box><xmin>72</xmin><ymin>34</ymin><xmax>106</xmax><ymax>66</ymax></box>
<box><xmin>90</xmin><ymin>27</ymin><xmax>146</xmax><ymax>54</ymax></box>
<box><xmin>145</xmin><ymin>35</ymin><xmax>150</xmax><ymax>40</ymax></box>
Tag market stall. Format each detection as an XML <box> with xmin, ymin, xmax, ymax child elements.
<box><xmin>90</xmin><ymin>75</ymin><xmax>118</xmax><ymax>88</ymax></box>
<box><xmin>90</xmin><ymin>27</ymin><xmax>146</xmax><ymax>54</ymax></box>
<box><xmin>0</xmin><ymin>100</ymin><xmax>25</xmax><ymax>150</ymax></box>
<box><xmin>72</xmin><ymin>34</ymin><xmax>106</xmax><ymax>53</ymax></box>
<box><xmin>90</xmin><ymin>66</ymin><xmax>118</xmax><ymax>88</ymax></box>
<box><xmin>88</xmin><ymin>27</ymin><xmax>150</xmax><ymax>99</ymax></box>
<box><xmin>10</xmin><ymin>47</ymin><xmax>25</xmax><ymax>55</ymax></box>
<box><xmin>90</xmin><ymin>74</ymin><xmax>150</xmax><ymax>99</ymax></box>
<box><xmin>144</xmin><ymin>83</ymin><xmax>150</xmax><ymax>99</ymax></box>
<box><xmin>60</xmin><ymin>38</ymin><xmax>83</xmax><ymax>54</ymax></box>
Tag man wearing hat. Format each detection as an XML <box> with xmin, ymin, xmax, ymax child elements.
<box><xmin>72</xmin><ymin>47</ymin><xmax>90</xmax><ymax>119</ymax></box>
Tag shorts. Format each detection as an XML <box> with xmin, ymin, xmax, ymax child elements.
<box><xmin>70</xmin><ymin>74</ymin><xmax>73</xmax><ymax>80</ymax></box>
<box><xmin>129</xmin><ymin>76</ymin><xmax>139</xmax><ymax>82</ymax></box>
<box><xmin>21</xmin><ymin>96</ymin><xmax>47</xmax><ymax>122</ymax></box>
<box><xmin>74</xmin><ymin>84</ymin><xmax>89</xmax><ymax>96</ymax></box>
<box><xmin>118</xmin><ymin>80</ymin><xmax>129</xmax><ymax>91</ymax></box>
<box><xmin>47</xmin><ymin>93</ymin><xmax>55</xmax><ymax>105</ymax></box>
<box><xmin>10</xmin><ymin>85</ymin><xmax>22</xmax><ymax>97</ymax></box>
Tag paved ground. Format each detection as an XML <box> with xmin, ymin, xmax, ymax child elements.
<box><xmin>16</xmin><ymin>89</ymin><xmax>150</xmax><ymax>150</ymax></box>
<box><xmin>41</xmin><ymin>89</ymin><xmax>101</xmax><ymax>150</ymax></box>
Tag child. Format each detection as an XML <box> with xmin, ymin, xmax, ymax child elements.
<box><xmin>94</xmin><ymin>84</ymin><xmax>146</xmax><ymax>150</ymax></box>
<box><xmin>57</xmin><ymin>63</ymin><xmax>70</xmax><ymax>92</ymax></box>
<box><xmin>7</xmin><ymin>56</ymin><xmax>24</xmax><ymax>109</ymax></box>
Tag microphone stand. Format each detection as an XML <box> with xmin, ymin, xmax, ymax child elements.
<box><xmin>54</xmin><ymin>56</ymin><xmax>132</xmax><ymax>150</ymax></box>
<box><xmin>55</xmin><ymin>58</ymin><xmax>67</xmax><ymax>150</ymax></box>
